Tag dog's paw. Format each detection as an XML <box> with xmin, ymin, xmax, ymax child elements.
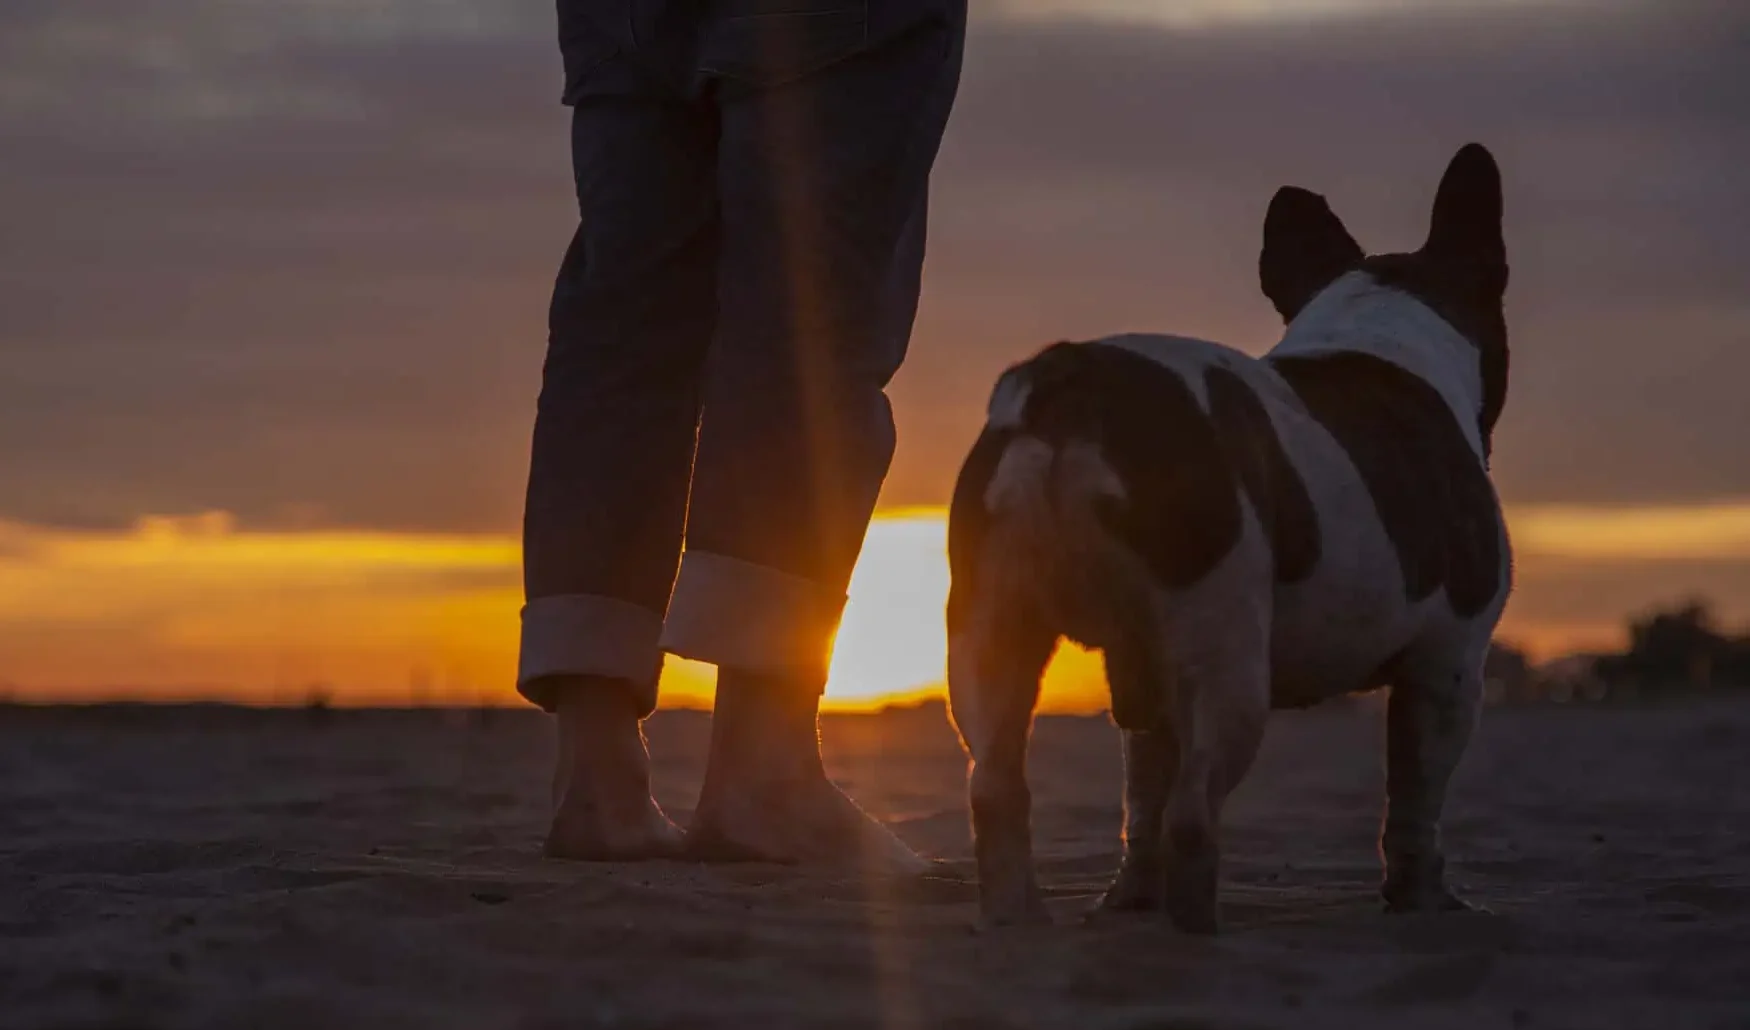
<box><xmin>1095</xmin><ymin>862</ymin><xmax>1164</xmax><ymax>914</ymax></box>
<box><xmin>1382</xmin><ymin>879</ymin><xmax>1486</xmax><ymax>915</ymax></box>
<box><xmin>1164</xmin><ymin>890</ymin><xmax>1221</xmax><ymax>935</ymax></box>
<box><xmin>1163</xmin><ymin>827</ymin><xmax>1221</xmax><ymax>935</ymax></box>
<box><xmin>974</xmin><ymin>899</ymin><xmax>1054</xmax><ymax>933</ymax></box>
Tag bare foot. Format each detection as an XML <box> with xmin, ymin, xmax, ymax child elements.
<box><xmin>682</xmin><ymin>670</ymin><xmax>928</xmax><ymax>875</ymax></box>
<box><xmin>543</xmin><ymin>682</ymin><xmax>682</xmax><ymax>861</ymax></box>
<box><xmin>974</xmin><ymin>866</ymin><xmax>1052</xmax><ymax>929</ymax></box>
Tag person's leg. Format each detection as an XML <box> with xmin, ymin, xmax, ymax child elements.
<box><xmin>520</xmin><ymin>46</ymin><xmax>719</xmax><ymax>859</ymax></box>
<box><xmin>661</xmin><ymin>2</ymin><xmax>966</xmax><ymax>867</ymax></box>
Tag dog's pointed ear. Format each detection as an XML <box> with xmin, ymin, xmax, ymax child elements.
<box><xmin>1424</xmin><ymin>143</ymin><xmax>1508</xmax><ymax>296</ymax></box>
<box><xmin>1259</xmin><ymin>186</ymin><xmax>1364</xmax><ymax>323</ymax></box>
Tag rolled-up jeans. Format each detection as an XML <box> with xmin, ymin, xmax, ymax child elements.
<box><xmin>519</xmin><ymin>1</ymin><xmax>966</xmax><ymax>714</ymax></box>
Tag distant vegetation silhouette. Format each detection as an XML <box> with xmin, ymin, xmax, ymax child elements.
<box><xmin>4</xmin><ymin>602</ymin><xmax>1750</xmax><ymax>711</ymax></box>
<box><xmin>1491</xmin><ymin>599</ymin><xmax>1750</xmax><ymax>704</ymax></box>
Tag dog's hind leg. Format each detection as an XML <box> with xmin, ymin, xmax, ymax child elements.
<box><xmin>1158</xmin><ymin>609</ymin><xmax>1270</xmax><ymax>935</ymax></box>
<box><xmin>1098</xmin><ymin>725</ymin><xmax>1178</xmax><ymax>912</ymax></box>
<box><xmin>947</xmin><ymin>558</ymin><xmax>1058</xmax><ymax>928</ymax></box>
<box><xmin>1381</xmin><ymin>647</ymin><xmax>1484</xmax><ymax>913</ymax></box>
<box><xmin>1088</xmin><ymin>572</ymin><xmax>1180</xmax><ymax>913</ymax></box>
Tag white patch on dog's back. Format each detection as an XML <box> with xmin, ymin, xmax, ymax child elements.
<box><xmin>986</xmin><ymin>368</ymin><xmax>1032</xmax><ymax>430</ymax></box>
<box><xmin>1271</xmin><ymin>271</ymin><xmax>1489</xmax><ymax>461</ymax></box>
<box><xmin>983</xmin><ymin>437</ymin><xmax>1055</xmax><ymax>513</ymax></box>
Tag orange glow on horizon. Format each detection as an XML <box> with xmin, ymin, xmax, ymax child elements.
<box><xmin>3</xmin><ymin>500</ymin><xmax>1735</xmax><ymax>709</ymax></box>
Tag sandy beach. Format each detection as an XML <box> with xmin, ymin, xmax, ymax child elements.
<box><xmin>4</xmin><ymin>698</ymin><xmax>1748</xmax><ymax>1029</ymax></box>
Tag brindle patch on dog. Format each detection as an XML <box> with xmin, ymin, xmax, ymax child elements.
<box><xmin>1202</xmin><ymin>365</ymin><xmax>1320</xmax><ymax>584</ymax></box>
<box><xmin>1270</xmin><ymin>351</ymin><xmax>1502</xmax><ymax>617</ymax></box>
<box><xmin>1361</xmin><ymin>248</ymin><xmax>1508</xmax><ymax>457</ymax></box>
<box><xmin>952</xmin><ymin>343</ymin><xmax>1329</xmax><ymax>604</ymax></box>
<box><xmin>1011</xmin><ymin>342</ymin><xmax>1246</xmax><ymax>590</ymax></box>
<box><xmin>945</xmin><ymin>425</ymin><xmax>1016</xmax><ymax>637</ymax></box>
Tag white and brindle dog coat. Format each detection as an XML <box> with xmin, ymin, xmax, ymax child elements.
<box><xmin>945</xmin><ymin>143</ymin><xmax>1512</xmax><ymax>929</ymax></box>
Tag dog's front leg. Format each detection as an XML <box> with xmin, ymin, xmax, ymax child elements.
<box><xmin>1381</xmin><ymin>653</ymin><xmax>1484</xmax><ymax>913</ymax></box>
<box><xmin>1160</xmin><ymin>664</ymin><xmax>1268</xmax><ymax>936</ymax></box>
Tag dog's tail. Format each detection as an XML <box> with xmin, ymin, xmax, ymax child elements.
<box><xmin>947</xmin><ymin>344</ymin><xmax>1170</xmax><ymax>730</ymax></box>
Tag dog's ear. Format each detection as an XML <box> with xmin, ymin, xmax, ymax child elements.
<box><xmin>1423</xmin><ymin>143</ymin><xmax>1508</xmax><ymax>298</ymax></box>
<box><xmin>1259</xmin><ymin>186</ymin><xmax>1364</xmax><ymax>323</ymax></box>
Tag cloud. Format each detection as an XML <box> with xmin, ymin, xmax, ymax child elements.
<box><xmin>0</xmin><ymin>512</ymin><xmax>524</xmax><ymax>702</ymax></box>
<box><xmin>1513</xmin><ymin>503</ymin><xmax>1750</xmax><ymax>562</ymax></box>
<box><xmin>0</xmin><ymin>0</ymin><xmax>1745</xmax><ymax>539</ymax></box>
<box><xmin>983</xmin><ymin>0</ymin><xmax>1600</xmax><ymax>28</ymax></box>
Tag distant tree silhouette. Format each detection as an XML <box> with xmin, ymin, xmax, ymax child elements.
<box><xmin>1594</xmin><ymin>599</ymin><xmax>1750</xmax><ymax>694</ymax></box>
<box><xmin>1483</xmin><ymin>640</ymin><xmax>1534</xmax><ymax>702</ymax></box>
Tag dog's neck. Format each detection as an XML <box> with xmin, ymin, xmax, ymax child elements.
<box><xmin>1268</xmin><ymin>271</ymin><xmax>1488</xmax><ymax>460</ymax></box>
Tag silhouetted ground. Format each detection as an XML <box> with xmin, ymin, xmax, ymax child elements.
<box><xmin>3</xmin><ymin>699</ymin><xmax>1748</xmax><ymax>1029</ymax></box>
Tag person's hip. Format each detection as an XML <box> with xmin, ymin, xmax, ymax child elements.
<box><xmin>557</xmin><ymin>0</ymin><xmax>966</xmax><ymax>103</ymax></box>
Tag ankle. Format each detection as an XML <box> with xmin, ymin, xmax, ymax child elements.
<box><xmin>714</xmin><ymin>666</ymin><xmax>824</xmax><ymax>731</ymax></box>
<box><xmin>706</xmin><ymin>667</ymin><xmax>827</xmax><ymax>778</ymax></box>
<box><xmin>553</xmin><ymin>676</ymin><xmax>643</xmax><ymax>727</ymax></box>
<box><xmin>549</xmin><ymin>678</ymin><xmax>654</xmax><ymax>805</ymax></box>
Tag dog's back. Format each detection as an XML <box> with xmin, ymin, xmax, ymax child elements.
<box><xmin>948</xmin><ymin>326</ymin><xmax>1507</xmax><ymax>724</ymax></box>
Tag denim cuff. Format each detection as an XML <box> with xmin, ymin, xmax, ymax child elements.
<box><xmin>660</xmin><ymin>550</ymin><xmax>846</xmax><ymax>685</ymax></box>
<box><xmin>518</xmin><ymin>593</ymin><xmax>664</xmax><ymax>714</ymax></box>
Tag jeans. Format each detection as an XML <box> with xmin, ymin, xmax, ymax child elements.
<box><xmin>520</xmin><ymin>0</ymin><xmax>967</xmax><ymax>713</ymax></box>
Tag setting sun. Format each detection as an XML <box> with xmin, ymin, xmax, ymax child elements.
<box><xmin>821</xmin><ymin>510</ymin><xmax>1106</xmax><ymax>712</ymax></box>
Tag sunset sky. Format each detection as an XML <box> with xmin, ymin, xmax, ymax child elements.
<box><xmin>2</xmin><ymin>0</ymin><xmax>1746</xmax><ymax>709</ymax></box>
